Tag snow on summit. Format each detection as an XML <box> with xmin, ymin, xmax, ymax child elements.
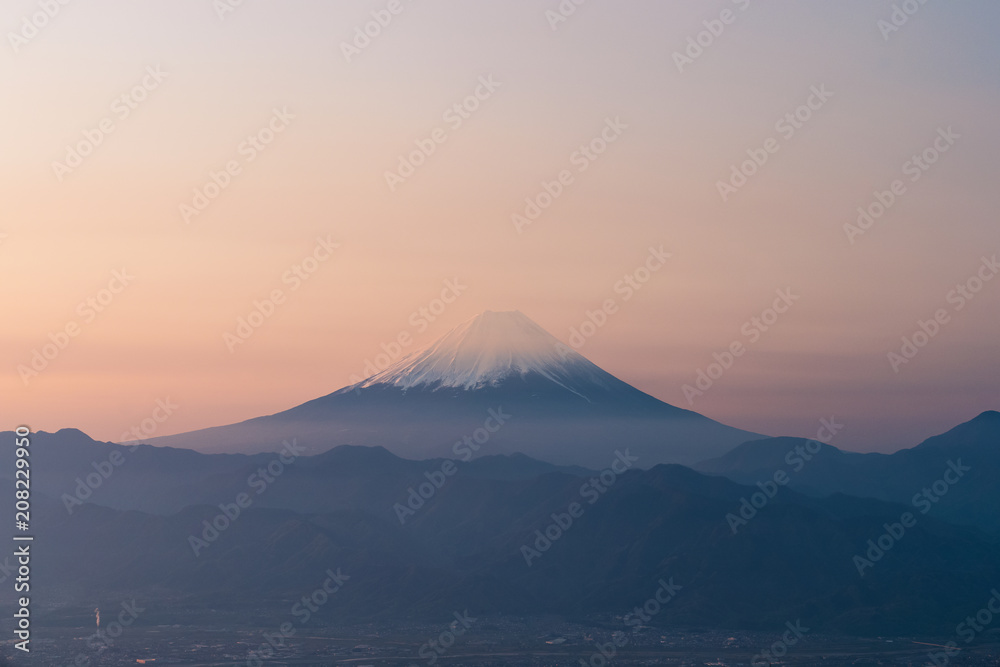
<box><xmin>148</xmin><ymin>309</ymin><xmax>765</xmax><ymax>463</ymax></box>
<box><xmin>358</xmin><ymin>310</ymin><xmax>612</xmax><ymax>393</ymax></box>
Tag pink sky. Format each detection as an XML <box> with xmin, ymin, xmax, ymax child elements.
<box><xmin>2</xmin><ymin>0</ymin><xmax>999</xmax><ymax>453</ymax></box>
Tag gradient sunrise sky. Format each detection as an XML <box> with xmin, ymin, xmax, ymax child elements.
<box><xmin>2</xmin><ymin>0</ymin><xmax>998</xmax><ymax>453</ymax></box>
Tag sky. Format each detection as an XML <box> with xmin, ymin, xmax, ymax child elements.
<box><xmin>2</xmin><ymin>0</ymin><xmax>998</xmax><ymax>453</ymax></box>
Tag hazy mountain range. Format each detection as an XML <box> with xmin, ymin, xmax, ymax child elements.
<box><xmin>2</xmin><ymin>410</ymin><xmax>998</xmax><ymax>636</ymax></box>
<box><xmin>697</xmin><ymin>410</ymin><xmax>1000</xmax><ymax>532</ymax></box>
<box><xmin>5</xmin><ymin>310</ymin><xmax>997</xmax><ymax>638</ymax></box>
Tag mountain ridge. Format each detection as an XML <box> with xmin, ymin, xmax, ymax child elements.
<box><xmin>694</xmin><ymin>410</ymin><xmax>1000</xmax><ymax>531</ymax></box>
<box><xmin>7</xmin><ymin>430</ymin><xmax>999</xmax><ymax>637</ymax></box>
<box><xmin>145</xmin><ymin>310</ymin><xmax>766</xmax><ymax>467</ymax></box>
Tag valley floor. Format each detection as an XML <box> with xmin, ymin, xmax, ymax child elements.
<box><xmin>6</xmin><ymin>613</ymin><xmax>1000</xmax><ymax>666</ymax></box>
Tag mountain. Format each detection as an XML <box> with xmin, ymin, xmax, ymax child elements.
<box><xmin>148</xmin><ymin>310</ymin><xmax>765</xmax><ymax>468</ymax></box>
<box><xmin>695</xmin><ymin>410</ymin><xmax>1000</xmax><ymax>532</ymax></box>
<box><xmin>8</xmin><ymin>441</ymin><xmax>999</xmax><ymax>637</ymax></box>
<box><xmin>358</xmin><ymin>308</ymin><xmax>609</xmax><ymax>392</ymax></box>
<box><xmin>0</xmin><ymin>428</ymin><xmax>591</xmax><ymax>516</ymax></box>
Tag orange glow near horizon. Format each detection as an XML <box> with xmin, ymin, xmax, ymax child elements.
<box><xmin>3</xmin><ymin>0</ymin><xmax>999</xmax><ymax>453</ymax></box>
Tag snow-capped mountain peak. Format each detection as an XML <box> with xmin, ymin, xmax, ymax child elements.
<box><xmin>357</xmin><ymin>310</ymin><xmax>610</xmax><ymax>394</ymax></box>
<box><xmin>148</xmin><ymin>309</ymin><xmax>765</xmax><ymax>467</ymax></box>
